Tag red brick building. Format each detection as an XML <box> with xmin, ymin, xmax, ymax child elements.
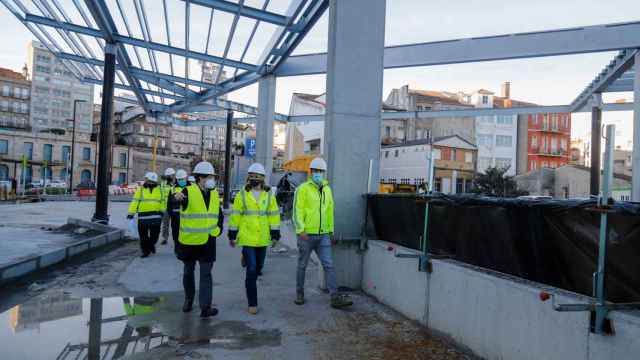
<box><xmin>525</xmin><ymin>112</ymin><xmax>571</xmax><ymax>171</ymax></box>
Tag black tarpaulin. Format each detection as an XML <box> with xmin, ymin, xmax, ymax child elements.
<box><xmin>367</xmin><ymin>194</ymin><xmax>640</xmax><ymax>302</ymax></box>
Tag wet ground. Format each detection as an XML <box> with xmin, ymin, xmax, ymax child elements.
<box><xmin>0</xmin><ymin>201</ymin><xmax>476</xmax><ymax>359</ymax></box>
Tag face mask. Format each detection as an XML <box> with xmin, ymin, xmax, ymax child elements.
<box><xmin>177</xmin><ymin>179</ymin><xmax>187</xmax><ymax>187</ymax></box>
<box><xmin>205</xmin><ymin>179</ymin><xmax>216</xmax><ymax>189</ymax></box>
<box><xmin>312</xmin><ymin>173</ymin><xmax>323</xmax><ymax>184</ymax></box>
<box><xmin>249</xmin><ymin>179</ymin><xmax>262</xmax><ymax>188</ymax></box>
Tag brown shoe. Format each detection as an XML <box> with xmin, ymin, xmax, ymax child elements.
<box><xmin>248</xmin><ymin>306</ymin><xmax>258</xmax><ymax>315</ymax></box>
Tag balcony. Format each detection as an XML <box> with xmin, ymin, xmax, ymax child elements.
<box><xmin>536</xmin><ymin>124</ymin><xmax>568</xmax><ymax>134</ymax></box>
<box><xmin>530</xmin><ymin>149</ymin><xmax>568</xmax><ymax>157</ymax></box>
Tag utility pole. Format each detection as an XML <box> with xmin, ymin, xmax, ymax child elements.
<box><xmin>68</xmin><ymin>99</ymin><xmax>86</xmax><ymax>194</ymax></box>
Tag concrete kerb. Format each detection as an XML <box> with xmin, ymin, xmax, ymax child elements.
<box><xmin>0</xmin><ymin>217</ymin><xmax>125</xmax><ymax>285</ymax></box>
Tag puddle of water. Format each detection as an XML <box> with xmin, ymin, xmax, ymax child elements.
<box><xmin>0</xmin><ymin>291</ymin><xmax>281</xmax><ymax>360</ymax></box>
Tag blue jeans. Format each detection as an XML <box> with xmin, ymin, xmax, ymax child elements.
<box><xmin>297</xmin><ymin>234</ymin><xmax>337</xmax><ymax>296</ymax></box>
<box><xmin>242</xmin><ymin>246</ymin><xmax>267</xmax><ymax>307</ymax></box>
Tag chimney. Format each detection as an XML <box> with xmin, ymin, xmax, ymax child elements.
<box><xmin>501</xmin><ymin>81</ymin><xmax>511</xmax><ymax>99</ymax></box>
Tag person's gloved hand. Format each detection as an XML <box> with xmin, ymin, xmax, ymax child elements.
<box><xmin>270</xmin><ymin>229</ymin><xmax>281</xmax><ymax>241</ymax></box>
<box><xmin>127</xmin><ymin>214</ymin><xmax>134</xmax><ymax>220</ymax></box>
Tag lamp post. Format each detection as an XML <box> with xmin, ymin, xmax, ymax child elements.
<box><xmin>68</xmin><ymin>99</ymin><xmax>86</xmax><ymax>194</ymax></box>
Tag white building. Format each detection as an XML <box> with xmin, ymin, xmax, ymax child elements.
<box><xmin>27</xmin><ymin>41</ymin><xmax>94</xmax><ymax>133</ymax></box>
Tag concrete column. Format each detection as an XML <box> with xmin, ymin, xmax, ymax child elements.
<box><xmin>322</xmin><ymin>0</ymin><xmax>386</xmax><ymax>288</ymax></box>
<box><xmin>256</xmin><ymin>75</ymin><xmax>276</xmax><ymax>183</ymax></box>
<box><xmin>633</xmin><ymin>52</ymin><xmax>640</xmax><ymax>201</ymax></box>
<box><xmin>590</xmin><ymin>93</ymin><xmax>603</xmax><ymax>196</ymax></box>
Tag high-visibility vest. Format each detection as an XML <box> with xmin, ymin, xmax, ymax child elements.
<box><xmin>128</xmin><ymin>186</ymin><xmax>164</xmax><ymax>222</ymax></box>
<box><xmin>229</xmin><ymin>188</ymin><xmax>280</xmax><ymax>247</ymax></box>
<box><xmin>179</xmin><ymin>184</ymin><xmax>221</xmax><ymax>245</ymax></box>
<box><xmin>170</xmin><ymin>185</ymin><xmax>184</xmax><ymax>213</ymax></box>
<box><xmin>293</xmin><ymin>180</ymin><xmax>334</xmax><ymax>235</ymax></box>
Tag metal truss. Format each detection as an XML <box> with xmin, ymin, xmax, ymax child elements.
<box><xmin>2</xmin><ymin>0</ymin><xmax>328</xmax><ymax>117</ymax></box>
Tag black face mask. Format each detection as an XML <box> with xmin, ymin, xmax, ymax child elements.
<box><xmin>249</xmin><ymin>179</ymin><xmax>262</xmax><ymax>188</ymax></box>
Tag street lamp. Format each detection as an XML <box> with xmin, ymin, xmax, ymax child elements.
<box><xmin>68</xmin><ymin>99</ymin><xmax>86</xmax><ymax>194</ymax></box>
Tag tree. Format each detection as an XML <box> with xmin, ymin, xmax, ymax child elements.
<box><xmin>472</xmin><ymin>166</ymin><xmax>528</xmax><ymax>197</ymax></box>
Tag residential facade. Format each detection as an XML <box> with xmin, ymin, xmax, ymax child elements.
<box><xmin>0</xmin><ymin>67</ymin><xmax>30</xmax><ymax>132</ymax></box>
<box><xmin>27</xmin><ymin>41</ymin><xmax>94</xmax><ymax>133</ymax></box>
<box><xmin>517</xmin><ymin>112</ymin><xmax>571</xmax><ymax>173</ymax></box>
<box><xmin>380</xmin><ymin>135</ymin><xmax>477</xmax><ymax>194</ymax></box>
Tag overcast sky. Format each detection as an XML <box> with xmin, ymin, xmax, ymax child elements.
<box><xmin>0</xmin><ymin>0</ymin><xmax>636</xmax><ymax>148</ymax></box>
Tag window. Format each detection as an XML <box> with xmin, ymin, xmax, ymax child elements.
<box><xmin>0</xmin><ymin>164</ymin><xmax>8</xmax><ymax>180</ymax></box>
<box><xmin>451</xmin><ymin>149</ymin><xmax>457</xmax><ymax>161</ymax></box>
<box><xmin>0</xmin><ymin>100</ymin><xmax>8</xmax><ymax>111</ymax></box>
<box><xmin>495</xmin><ymin>135</ymin><xmax>512</xmax><ymax>147</ymax></box>
<box><xmin>563</xmin><ymin>115</ymin><xmax>569</xmax><ymax>129</ymax></box>
<box><xmin>82</xmin><ymin>147</ymin><xmax>91</xmax><ymax>161</ymax></box>
<box><xmin>495</xmin><ymin>157</ymin><xmax>512</xmax><ymax>169</ymax></box>
<box><xmin>541</xmin><ymin>161</ymin><xmax>548</xmax><ymax>168</ymax></box>
<box><xmin>118</xmin><ymin>172</ymin><xmax>127</xmax><ymax>185</ymax></box>
<box><xmin>531</xmin><ymin>114</ymin><xmax>538</xmax><ymax>125</ymax></box>
<box><xmin>23</xmin><ymin>142</ymin><xmax>33</xmax><ymax>160</ymax></box>
<box><xmin>13</xmin><ymin>87</ymin><xmax>20</xmax><ymax>98</ymax></box>
<box><xmin>385</xmin><ymin>126</ymin><xmax>391</xmax><ymax>138</ymax></box>
<box><xmin>394</xmin><ymin>150</ymin><xmax>399</xmax><ymax>157</ymax></box>
<box><xmin>62</xmin><ymin>145</ymin><xmax>70</xmax><ymax>164</ymax></box>
<box><xmin>478</xmin><ymin>134</ymin><xmax>492</xmax><ymax>146</ymax></box>
<box><xmin>35</xmin><ymin>65</ymin><xmax>51</xmax><ymax>73</ymax></box>
<box><xmin>43</xmin><ymin>144</ymin><xmax>53</xmax><ymax>162</ymax></box>
<box><xmin>0</xmin><ymin>139</ymin><xmax>8</xmax><ymax>154</ymax></box>
<box><xmin>434</xmin><ymin>177</ymin><xmax>442</xmax><ymax>192</ymax></box>
<box><xmin>384</xmin><ymin>151</ymin><xmax>389</xmax><ymax>158</ymax></box>
<box><xmin>530</xmin><ymin>160</ymin><xmax>537</xmax><ymax>171</ymax></box>
<box><xmin>531</xmin><ymin>135</ymin><xmax>538</xmax><ymax>148</ymax></box>
<box><xmin>2</xmin><ymin>85</ymin><xmax>9</xmax><ymax>96</ymax></box>
<box><xmin>465</xmin><ymin>152</ymin><xmax>472</xmax><ymax>163</ymax></box>
<box><xmin>456</xmin><ymin>178</ymin><xmax>464</xmax><ymax>194</ymax></box>
<box><xmin>20</xmin><ymin>103</ymin><xmax>28</xmax><ymax>113</ymax></box>
<box><xmin>561</xmin><ymin>139</ymin><xmax>567</xmax><ymax>151</ymax></box>
<box><xmin>497</xmin><ymin>115</ymin><xmax>513</xmax><ymax>125</ymax></box>
<box><xmin>478</xmin><ymin>157</ymin><xmax>492</xmax><ymax>172</ymax></box>
<box><xmin>119</xmin><ymin>152</ymin><xmax>127</xmax><ymax>168</ymax></box>
<box><xmin>482</xmin><ymin>95</ymin><xmax>488</xmax><ymax>104</ymax></box>
<box><xmin>80</xmin><ymin>170</ymin><xmax>92</xmax><ymax>185</ymax></box>
<box><xmin>479</xmin><ymin>116</ymin><xmax>494</xmax><ymax>124</ymax></box>
<box><xmin>551</xmin><ymin>137</ymin><xmax>558</xmax><ymax>153</ymax></box>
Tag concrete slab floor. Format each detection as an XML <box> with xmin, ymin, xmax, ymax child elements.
<box><xmin>0</xmin><ymin>201</ymin><xmax>476</xmax><ymax>359</ymax></box>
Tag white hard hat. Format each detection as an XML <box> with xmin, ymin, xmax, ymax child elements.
<box><xmin>247</xmin><ymin>163</ymin><xmax>266</xmax><ymax>176</ymax></box>
<box><xmin>309</xmin><ymin>157</ymin><xmax>327</xmax><ymax>171</ymax></box>
<box><xmin>175</xmin><ymin>169</ymin><xmax>188</xmax><ymax>179</ymax></box>
<box><xmin>193</xmin><ymin>161</ymin><xmax>215</xmax><ymax>175</ymax></box>
<box><xmin>164</xmin><ymin>168</ymin><xmax>176</xmax><ymax>176</ymax></box>
<box><xmin>144</xmin><ymin>172</ymin><xmax>158</xmax><ymax>182</ymax></box>
<box><xmin>188</xmin><ymin>176</ymin><xmax>195</xmax><ymax>182</ymax></box>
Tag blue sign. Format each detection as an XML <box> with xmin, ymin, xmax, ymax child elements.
<box><xmin>246</xmin><ymin>138</ymin><xmax>256</xmax><ymax>158</ymax></box>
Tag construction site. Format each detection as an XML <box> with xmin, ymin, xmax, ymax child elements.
<box><xmin>0</xmin><ymin>0</ymin><xmax>640</xmax><ymax>359</ymax></box>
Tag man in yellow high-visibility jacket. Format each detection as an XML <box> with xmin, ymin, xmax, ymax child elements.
<box><xmin>160</xmin><ymin>168</ymin><xmax>176</xmax><ymax>245</ymax></box>
<box><xmin>228</xmin><ymin>163</ymin><xmax>281</xmax><ymax>315</ymax></box>
<box><xmin>173</xmin><ymin>161</ymin><xmax>223</xmax><ymax>319</ymax></box>
<box><xmin>293</xmin><ymin>157</ymin><xmax>352</xmax><ymax>309</ymax></box>
<box><xmin>127</xmin><ymin>172</ymin><xmax>163</xmax><ymax>258</ymax></box>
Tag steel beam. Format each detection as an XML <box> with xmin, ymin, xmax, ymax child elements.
<box><xmin>183</xmin><ymin>0</ymin><xmax>289</xmax><ymax>26</ymax></box>
<box><xmin>633</xmin><ymin>52</ymin><xmax>640</xmax><ymax>201</ymax></box>
<box><xmin>256</xmin><ymin>75</ymin><xmax>276</xmax><ymax>181</ymax></box>
<box><xmin>24</xmin><ymin>13</ymin><xmax>258</xmax><ymax>71</ymax></box>
<box><xmin>276</xmin><ymin>21</ymin><xmax>640</xmax><ymax>77</ymax></box>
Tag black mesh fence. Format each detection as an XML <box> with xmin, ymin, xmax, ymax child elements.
<box><xmin>367</xmin><ymin>193</ymin><xmax>640</xmax><ymax>302</ymax></box>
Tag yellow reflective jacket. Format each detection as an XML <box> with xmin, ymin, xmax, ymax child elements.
<box><xmin>293</xmin><ymin>179</ymin><xmax>334</xmax><ymax>235</ymax></box>
<box><xmin>128</xmin><ymin>186</ymin><xmax>164</xmax><ymax>223</ymax></box>
<box><xmin>229</xmin><ymin>188</ymin><xmax>280</xmax><ymax>247</ymax></box>
<box><xmin>179</xmin><ymin>184</ymin><xmax>221</xmax><ymax>245</ymax></box>
<box><xmin>159</xmin><ymin>181</ymin><xmax>171</xmax><ymax>209</ymax></box>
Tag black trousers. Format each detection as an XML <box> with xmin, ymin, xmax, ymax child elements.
<box><xmin>170</xmin><ymin>214</ymin><xmax>180</xmax><ymax>253</ymax></box>
<box><xmin>182</xmin><ymin>260</ymin><xmax>213</xmax><ymax>309</ymax></box>
<box><xmin>138</xmin><ymin>221</ymin><xmax>161</xmax><ymax>255</ymax></box>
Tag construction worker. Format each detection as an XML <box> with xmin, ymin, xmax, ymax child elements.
<box><xmin>293</xmin><ymin>157</ymin><xmax>353</xmax><ymax>308</ymax></box>
<box><xmin>168</xmin><ymin>169</ymin><xmax>188</xmax><ymax>254</ymax></box>
<box><xmin>173</xmin><ymin>161</ymin><xmax>223</xmax><ymax>319</ymax></box>
<box><xmin>127</xmin><ymin>172</ymin><xmax>164</xmax><ymax>258</ymax></box>
<box><xmin>160</xmin><ymin>168</ymin><xmax>176</xmax><ymax>245</ymax></box>
<box><xmin>228</xmin><ymin>163</ymin><xmax>281</xmax><ymax>315</ymax></box>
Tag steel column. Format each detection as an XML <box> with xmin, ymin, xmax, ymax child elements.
<box><xmin>223</xmin><ymin>111</ymin><xmax>234</xmax><ymax>209</ymax></box>
<box><xmin>633</xmin><ymin>52</ymin><xmax>640</xmax><ymax>201</ymax></box>
<box><xmin>93</xmin><ymin>43</ymin><xmax>117</xmax><ymax>224</ymax></box>
<box><xmin>590</xmin><ymin>94</ymin><xmax>603</xmax><ymax>196</ymax></box>
<box><xmin>88</xmin><ymin>298</ymin><xmax>103</xmax><ymax>360</ymax></box>
<box><xmin>256</xmin><ymin>75</ymin><xmax>276</xmax><ymax>182</ymax></box>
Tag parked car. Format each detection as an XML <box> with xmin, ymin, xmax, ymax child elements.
<box><xmin>46</xmin><ymin>179</ymin><xmax>67</xmax><ymax>188</ymax></box>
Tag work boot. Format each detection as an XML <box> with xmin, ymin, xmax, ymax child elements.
<box><xmin>182</xmin><ymin>298</ymin><xmax>193</xmax><ymax>313</ymax></box>
<box><xmin>200</xmin><ymin>306</ymin><xmax>219</xmax><ymax>319</ymax></box>
<box><xmin>330</xmin><ymin>294</ymin><xmax>353</xmax><ymax>309</ymax></box>
<box><xmin>248</xmin><ymin>306</ymin><xmax>258</xmax><ymax>315</ymax></box>
<box><xmin>294</xmin><ymin>292</ymin><xmax>305</xmax><ymax>305</ymax></box>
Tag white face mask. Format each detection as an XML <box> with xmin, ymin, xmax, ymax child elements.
<box><xmin>205</xmin><ymin>178</ymin><xmax>216</xmax><ymax>189</ymax></box>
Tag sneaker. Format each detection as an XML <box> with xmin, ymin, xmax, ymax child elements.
<box><xmin>330</xmin><ymin>294</ymin><xmax>353</xmax><ymax>309</ymax></box>
<box><xmin>248</xmin><ymin>306</ymin><xmax>258</xmax><ymax>315</ymax></box>
<box><xmin>294</xmin><ymin>293</ymin><xmax>305</xmax><ymax>305</ymax></box>
<box><xmin>200</xmin><ymin>307</ymin><xmax>219</xmax><ymax>319</ymax></box>
<box><xmin>182</xmin><ymin>298</ymin><xmax>193</xmax><ymax>313</ymax></box>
